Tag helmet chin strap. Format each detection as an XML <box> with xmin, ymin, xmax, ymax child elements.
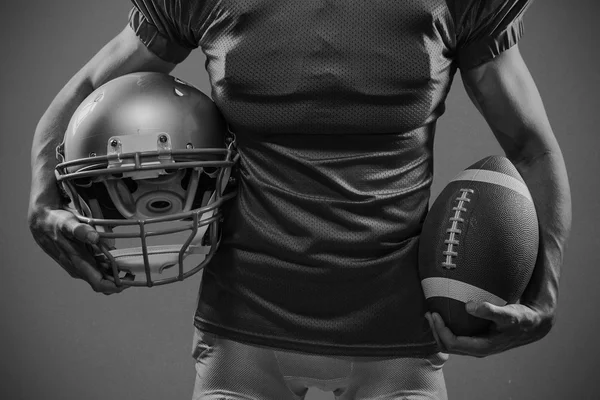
<box><xmin>94</xmin><ymin>167</ymin><xmax>232</xmax><ymax>276</ymax></box>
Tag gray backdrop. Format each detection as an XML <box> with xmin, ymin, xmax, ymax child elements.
<box><xmin>1</xmin><ymin>1</ymin><xmax>598</xmax><ymax>399</ymax></box>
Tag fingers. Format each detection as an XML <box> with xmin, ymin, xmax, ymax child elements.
<box><xmin>38</xmin><ymin>236</ymin><xmax>81</xmax><ymax>279</ymax></box>
<box><xmin>57</xmin><ymin>211</ymin><xmax>99</xmax><ymax>245</ymax></box>
<box><xmin>30</xmin><ymin>208</ymin><xmax>125</xmax><ymax>295</ymax></box>
<box><xmin>429</xmin><ymin>313</ymin><xmax>477</xmax><ymax>356</ymax></box>
<box><xmin>60</xmin><ymin>239</ymin><xmax>125</xmax><ymax>295</ymax></box>
<box><xmin>425</xmin><ymin>312</ymin><xmax>446</xmax><ymax>353</ymax></box>
<box><xmin>430</xmin><ymin>312</ymin><xmax>510</xmax><ymax>357</ymax></box>
<box><xmin>427</xmin><ymin>303</ymin><xmax>543</xmax><ymax>357</ymax></box>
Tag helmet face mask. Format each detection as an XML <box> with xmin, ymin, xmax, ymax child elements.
<box><xmin>55</xmin><ymin>72</ymin><xmax>238</xmax><ymax>287</ymax></box>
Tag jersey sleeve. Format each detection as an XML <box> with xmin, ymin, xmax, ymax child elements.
<box><xmin>450</xmin><ymin>0</ymin><xmax>535</xmax><ymax>70</ymax></box>
<box><xmin>128</xmin><ymin>0</ymin><xmax>200</xmax><ymax>64</ymax></box>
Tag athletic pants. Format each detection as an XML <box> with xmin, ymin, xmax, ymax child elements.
<box><xmin>191</xmin><ymin>328</ymin><xmax>449</xmax><ymax>400</ymax></box>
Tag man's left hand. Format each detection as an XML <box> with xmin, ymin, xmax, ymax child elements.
<box><xmin>425</xmin><ymin>302</ymin><xmax>554</xmax><ymax>357</ymax></box>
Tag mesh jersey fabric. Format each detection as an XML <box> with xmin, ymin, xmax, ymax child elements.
<box><xmin>128</xmin><ymin>0</ymin><xmax>533</xmax><ymax>356</ymax></box>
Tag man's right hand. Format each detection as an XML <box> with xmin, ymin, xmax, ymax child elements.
<box><xmin>28</xmin><ymin>206</ymin><xmax>124</xmax><ymax>295</ymax></box>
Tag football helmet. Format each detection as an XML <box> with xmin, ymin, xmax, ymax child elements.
<box><xmin>55</xmin><ymin>72</ymin><xmax>239</xmax><ymax>287</ymax></box>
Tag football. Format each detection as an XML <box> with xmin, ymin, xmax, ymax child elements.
<box><xmin>418</xmin><ymin>155</ymin><xmax>539</xmax><ymax>336</ymax></box>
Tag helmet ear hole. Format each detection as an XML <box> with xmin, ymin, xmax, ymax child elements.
<box><xmin>148</xmin><ymin>199</ymin><xmax>173</xmax><ymax>212</ymax></box>
<box><xmin>136</xmin><ymin>192</ymin><xmax>183</xmax><ymax>217</ymax></box>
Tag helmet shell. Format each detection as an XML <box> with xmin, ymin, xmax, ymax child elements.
<box><xmin>54</xmin><ymin>73</ymin><xmax>238</xmax><ymax>287</ymax></box>
<box><xmin>63</xmin><ymin>72</ymin><xmax>227</xmax><ymax>169</ymax></box>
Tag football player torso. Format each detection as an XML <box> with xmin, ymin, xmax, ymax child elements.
<box><xmin>130</xmin><ymin>0</ymin><xmax>531</xmax><ymax>356</ymax></box>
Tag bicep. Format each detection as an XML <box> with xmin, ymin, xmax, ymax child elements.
<box><xmin>461</xmin><ymin>45</ymin><xmax>555</xmax><ymax>161</ymax></box>
<box><xmin>79</xmin><ymin>24</ymin><xmax>177</xmax><ymax>90</ymax></box>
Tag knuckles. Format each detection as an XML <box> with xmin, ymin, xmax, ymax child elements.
<box><xmin>27</xmin><ymin>209</ymin><xmax>46</xmax><ymax>234</ymax></box>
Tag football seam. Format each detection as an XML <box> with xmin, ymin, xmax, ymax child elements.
<box><xmin>442</xmin><ymin>188</ymin><xmax>474</xmax><ymax>269</ymax></box>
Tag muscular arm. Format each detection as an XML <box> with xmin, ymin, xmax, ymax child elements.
<box><xmin>427</xmin><ymin>44</ymin><xmax>572</xmax><ymax>356</ymax></box>
<box><xmin>29</xmin><ymin>25</ymin><xmax>176</xmax><ymax>211</ymax></box>
<box><xmin>462</xmin><ymin>44</ymin><xmax>571</xmax><ymax>327</ymax></box>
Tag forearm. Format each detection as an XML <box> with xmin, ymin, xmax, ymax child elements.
<box><xmin>29</xmin><ymin>75</ymin><xmax>95</xmax><ymax>211</ymax></box>
<box><xmin>462</xmin><ymin>46</ymin><xmax>572</xmax><ymax>323</ymax></box>
<box><xmin>513</xmin><ymin>147</ymin><xmax>571</xmax><ymax>318</ymax></box>
<box><xmin>479</xmin><ymin>88</ymin><xmax>572</xmax><ymax>319</ymax></box>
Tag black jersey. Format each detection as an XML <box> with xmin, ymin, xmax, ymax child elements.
<box><xmin>129</xmin><ymin>0</ymin><xmax>532</xmax><ymax>356</ymax></box>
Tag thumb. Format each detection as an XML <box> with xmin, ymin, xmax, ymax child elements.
<box><xmin>61</xmin><ymin>216</ymin><xmax>99</xmax><ymax>245</ymax></box>
<box><xmin>73</xmin><ymin>224</ymin><xmax>99</xmax><ymax>245</ymax></box>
